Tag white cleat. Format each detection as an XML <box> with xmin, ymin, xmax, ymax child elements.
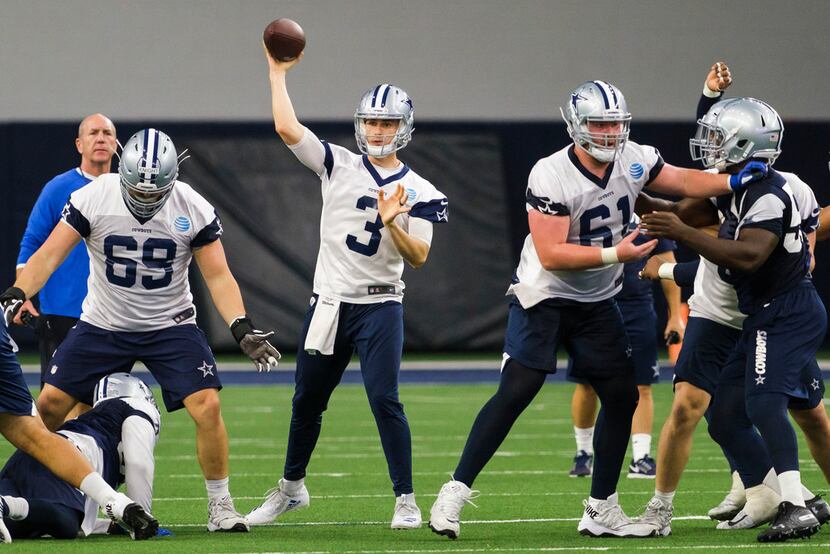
<box><xmin>708</xmin><ymin>471</ymin><xmax>746</xmax><ymax>521</ymax></box>
<box><xmin>636</xmin><ymin>497</ymin><xmax>673</xmax><ymax>536</ymax></box>
<box><xmin>716</xmin><ymin>484</ymin><xmax>779</xmax><ymax>530</ymax></box>
<box><xmin>0</xmin><ymin>497</ymin><xmax>11</xmax><ymax>544</ymax></box>
<box><xmin>247</xmin><ymin>478</ymin><xmax>310</xmax><ymax>525</ymax></box>
<box><xmin>391</xmin><ymin>493</ymin><xmax>422</xmax><ymax>529</ymax></box>
<box><xmin>428</xmin><ymin>480</ymin><xmax>478</xmax><ymax>540</ymax></box>
<box><xmin>578</xmin><ymin>493</ymin><xmax>660</xmax><ymax>538</ymax></box>
<box><xmin>207</xmin><ymin>495</ymin><xmax>249</xmax><ymax>532</ymax></box>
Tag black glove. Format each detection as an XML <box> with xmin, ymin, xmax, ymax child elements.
<box><xmin>1</xmin><ymin>287</ymin><xmax>25</xmax><ymax>327</ymax></box>
<box><xmin>230</xmin><ymin>316</ymin><xmax>281</xmax><ymax>372</ymax></box>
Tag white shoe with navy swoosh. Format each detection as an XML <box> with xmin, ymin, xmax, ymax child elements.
<box><xmin>246</xmin><ymin>478</ymin><xmax>309</xmax><ymax>525</ymax></box>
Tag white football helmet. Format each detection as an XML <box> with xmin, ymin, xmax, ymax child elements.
<box><xmin>93</xmin><ymin>372</ymin><xmax>158</xmax><ymax>413</ymax></box>
<box><xmin>354</xmin><ymin>84</ymin><xmax>414</xmax><ymax>158</ymax></box>
<box><xmin>561</xmin><ymin>80</ymin><xmax>631</xmax><ymax>163</ymax></box>
<box><xmin>118</xmin><ymin>128</ymin><xmax>181</xmax><ymax>218</ymax></box>
<box><xmin>690</xmin><ymin>97</ymin><xmax>783</xmax><ymax>171</ymax></box>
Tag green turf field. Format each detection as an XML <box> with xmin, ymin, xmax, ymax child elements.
<box><xmin>2</xmin><ymin>382</ymin><xmax>828</xmax><ymax>552</ymax></box>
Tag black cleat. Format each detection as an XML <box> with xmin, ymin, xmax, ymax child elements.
<box><xmin>757</xmin><ymin>501</ymin><xmax>820</xmax><ymax>543</ymax></box>
<box><xmin>806</xmin><ymin>494</ymin><xmax>830</xmax><ymax>526</ymax></box>
<box><xmin>120</xmin><ymin>503</ymin><xmax>159</xmax><ymax>540</ymax></box>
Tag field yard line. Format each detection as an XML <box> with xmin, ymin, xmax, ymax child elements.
<box><xmin>153</xmin><ymin>490</ymin><xmax>744</xmax><ymax>501</ymax></box>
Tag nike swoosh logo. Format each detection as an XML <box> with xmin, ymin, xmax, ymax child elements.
<box><xmin>727</xmin><ymin>514</ymin><xmax>748</xmax><ymax>527</ymax></box>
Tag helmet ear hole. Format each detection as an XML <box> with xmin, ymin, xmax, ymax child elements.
<box><xmin>736</xmin><ymin>139</ymin><xmax>748</xmax><ymax>148</ymax></box>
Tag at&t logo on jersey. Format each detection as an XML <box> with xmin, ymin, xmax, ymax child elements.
<box><xmin>629</xmin><ymin>163</ymin><xmax>644</xmax><ymax>179</ymax></box>
<box><xmin>174</xmin><ymin>216</ymin><xmax>191</xmax><ymax>232</ymax></box>
<box><xmin>754</xmin><ymin>330</ymin><xmax>767</xmax><ymax>385</ymax></box>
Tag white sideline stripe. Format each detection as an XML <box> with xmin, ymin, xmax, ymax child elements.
<box><xmin>231</xmin><ymin>545</ymin><xmax>830</xmax><ymax>554</ymax></box>
<box><xmin>154</xmin><ymin>490</ymin><xmax>736</xmax><ymax>501</ymax></box>
<box><xmin>171</xmin><ymin>515</ymin><xmax>714</xmax><ymax>528</ymax></box>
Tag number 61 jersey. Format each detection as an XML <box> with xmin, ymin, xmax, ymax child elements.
<box><xmin>61</xmin><ymin>174</ymin><xmax>222</xmax><ymax>331</ymax></box>
<box><xmin>508</xmin><ymin>142</ymin><xmax>663</xmax><ymax>308</ymax></box>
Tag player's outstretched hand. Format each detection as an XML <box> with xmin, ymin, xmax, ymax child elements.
<box><xmin>263</xmin><ymin>41</ymin><xmax>303</xmax><ymax>73</ymax></box>
<box><xmin>641</xmin><ymin>212</ymin><xmax>691</xmax><ymax>241</ymax></box>
<box><xmin>728</xmin><ymin>161</ymin><xmax>768</xmax><ymax>191</ymax></box>
<box><xmin>615</xmin><ymin>227</ymin><xmax>657</xmax><ymax>263</ymax></box>
<box><xmin>13</xmin><ymin>299</ymin><xmax>39</xmax><ymax>327</ymax></box>
<box><xmin>0</xmin><ymin>287</ymin><xmax>25</xmax><ymax>327</ymax></box>
<box><xmin>638</xmin><ymin>255</ymin><xmax>663</xmax><ymax>280</ymax></box>
<box><xmin>230</xmin><ymin>316</ymin><xmax>281</xmax><ymax>372</ymax></box>
<box><xmin>705</xmin><ymin>61</ymin><xmax>732</xmax><ymax>93</ymax></box>
<box><xmin>378</xmin><ymin>184</ymin><xmax>412</xmax><ymax>226</ymax></box>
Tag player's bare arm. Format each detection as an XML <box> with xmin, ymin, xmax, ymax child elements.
<box><xmin>528</xmin><ymin>209</ymin><xmax>656</xmax><ymax>270</ymax></box>
<box><xmin>13</xmin><ymin>222</ymin><xmax>81</xmax><ymax>299</ymax></box>
<box><xmin>648</xmin><ymin>161</ymin><xmax>765</xmax><ymax>199</ymax></box>
<box><xmin>378</xmin><ymin>184</ymin><xmax>429</xmax><ymax>268</ymax></box>
<box><xmin>264</xmin><ymin>42</ymin><xmax>307</xmax><ymax>145</ymax></box>
<box><xmin>817</xmin><ymin>206</ymin><xmax>830</xmax><ymax>242</ymax></box>
<box><xmin>192</xmin><ymin>239</ymin><xmax>246</xmax><ymax>324</ymax></box>
<box><xmin>636</xmin><ymin>193</ymin><xmax>719</xmax><ymax>228</ymax></box>
<box><xmin>641</xmin><ymin>211</ymin><xmax>778</xmax><ymax>273</ymax></box>
<box><xmin>655</xmin><ymin>250</ymin><xmax>685</xmax><ymax>342</ymax></box>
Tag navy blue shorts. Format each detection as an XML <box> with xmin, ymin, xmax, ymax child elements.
<box><xmin>0</xmin><ymin>324</ymin><xmax>35</xmax><ymax>416</ymax></box>
<box><xmin>719</xmin><ymin>283</ymin><xmax>826</xmax><ymax>406</ymax></box>
<box><xmin>44</xmin><ymin>321</ymin><xmax>221</xmax><ymax>411</ymax></box>
<box><xmin>567</xmin><ymin>301</ymin><xmax>658</xmax><ymax>385</ymax></box>
<box><xmin>0</xmin><ymin>447</ymin><xmax>84</xmax><ymax>512</ymax></box>
<box><xmin>673</xmin><ymin>317</ymin><xmax>741</xmax><ymax>395</ymax></box>
<box><xmin>504</xmin><ymin>296</ymin><xmax>633</xmax><ymax>379</ymax></box>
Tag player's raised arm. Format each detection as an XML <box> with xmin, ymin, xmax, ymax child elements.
<box><xmin>647</xmin><ymin>161</ymin><xmax>766</xmax><ymax>199</ymax></box>
<box><xmin>264</xmin><ymin>43</ymin><xmax>307</xmax><ymax>146</ymax></box>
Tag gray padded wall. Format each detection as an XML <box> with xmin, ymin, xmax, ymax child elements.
<box><xmin>2</xmin><ymin>0</ymin><xmax>828</xmax><ymax>121</ymax></box>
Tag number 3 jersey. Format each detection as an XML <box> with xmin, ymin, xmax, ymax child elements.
<box><xmin>61</xmin><ymin>174</ymin><xmax>222</xmax><ymax>331</ymax></box>
<box><xmin>509</xmin><ymin>142</ymin><xmax>663</xmax><ymax>308</ymax></box>
<box><xmin>288</xmin><ymin>129</ymin><xmax>448</xmax><ymax>303</ymax></box>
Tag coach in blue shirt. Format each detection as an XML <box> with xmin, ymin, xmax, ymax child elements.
<box><xmin>15</xmin><ymin>114</ymin><xmax>117</xmax><ymax>386</ymax></box>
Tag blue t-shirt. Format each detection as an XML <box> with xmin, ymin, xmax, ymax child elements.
<box><xmin>17</xmin><ymin>168</ymin><xmax>92</xmax><ymax>318</ymax></box>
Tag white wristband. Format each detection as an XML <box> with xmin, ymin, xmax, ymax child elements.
<box><xmin>658</xmin><ymin>263</ymin><xmax>677</xmax><ymax>280</ymax></box>
<box><xmin>600</xmin><ymin>247</ymin><xmax>619</xmax><ymax>265</ymax></box>
<box><xmin>702</xmin><ymin>85</ymin><xmax>722</xmax><ymax>98</ymax></box>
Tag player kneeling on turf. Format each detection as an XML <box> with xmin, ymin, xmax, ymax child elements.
<box><xmin>0</xmin><ymin>373</ymin><xmax>160</xmax><ymax>541</ymax></box>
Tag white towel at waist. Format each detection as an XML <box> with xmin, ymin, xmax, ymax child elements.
<box><xmin>304</xmin><ymin>296</ymin><xmax>341</xmax><ymax>356</ymax></box>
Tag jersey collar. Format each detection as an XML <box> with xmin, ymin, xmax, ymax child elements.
<box><xmin>568</xmin><ymin>145</ymin><xmax>614</xmax><ymax>190</ymax></box>
<box><xmin>362</xmin><ymin>155</ymin><xmax>410</xmax><ymax>187</ymax></box>
<box><xmin>76</xmin><ymin>167</ymin><xmax>96</xmax><ymax>181</ymax></box>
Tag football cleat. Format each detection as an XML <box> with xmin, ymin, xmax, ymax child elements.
<box><xmin>207</xmin><ymin>495</ymin><xmax>249</xmax><ymax>532</ymax></box>
<box><xmin>0</xmin><ymin>497</ymin><xmax>11</xmax><ymax>544</ymax></box>
<box><xmin>578</xmin><ymin>493</ymin><xmax>659</xmax><ymax>538</ymax></box>
<box><xmin>717</xmin><ymin>484</ymin><xmax>779</xmax><ymax>530</ymax></box>
<box><xmin>708</xmin><ymin>495</ymin><xmax>745</xmax><ymax>521</ymax></box>
<box><xmin>247</xmin><ymin>479</ymin><xmax>309</xmax><ymax>525</ymax></box>
<box><xmin>635</xmin><ymin>497</ymin><xmax>672</xmax><ymax>536</ymax></box>
<box><xmin>105</xmin><ymin>493</ymin><xmax>159</xmax><ymax>540</ymax></box>
<box><xmin>391</xmin><ymin>493</ymin><xmax>422</xmax><ymax>529</ymax></box>
<box><xmin>757</xmin><ymin>501</ymin><xmax>820</xmax><ymax>542</ymax></box>
<box><xmin>569</xmin><ymin>450</ymin><xmax>593</xmax><ymax>478</ymax></box>
<box><xmin>627</xmin><ymin>455</ymin><xmax>657</xmax><ymax>479</ymax></box>
<box><xmin>806</xmin><ymin>494</ymin><xmax>830</xmax><ymax>525</ymax></box>
<box><xmin>428</xmin><ymin>480</ymin><xmax>478</xmax><ymax>540</ymax></box>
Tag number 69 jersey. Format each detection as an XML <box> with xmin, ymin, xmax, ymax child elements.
<box><xmin>508</xmin><ymin>142</ymin><xmax>663</xmax><ymax>308</ymax></box>
<box><xmin>61</xmin><ymin>174</ymin><xmax>222</xmax><ymax>331</ymax></box>
<box><xmin>292</xmin><ymin>136</ymin><xmax>448</xmax><ymax>304</ymax></box>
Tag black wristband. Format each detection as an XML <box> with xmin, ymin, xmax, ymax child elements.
<box><xmin>1</xmin><ymin>287</ymin><xmax>26</xmax><ymax>302</ymax></box>
<box><xmin>230</xmin><ymin>316</ymin><xmax>254</xmax><ymax>344</ymax></box>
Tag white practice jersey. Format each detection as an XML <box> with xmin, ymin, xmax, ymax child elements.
<box><xmin>509</xmin><ymin>142</ymin><xmax>664</xmax><ymax>308</ymax></box>
<box><xmin>62</xmin><ymin>174</ymin><xmax>222</xmax><ymax>331</ymax></box>
<box><xmin>289</xmin><ymin>130</ymin><xmax>448</xmax><ymax>303</ymax></box>
<box><xmin>688</xmin><ymin>170</ymin><xmax>819</xmax><ymax>328</ymax></box>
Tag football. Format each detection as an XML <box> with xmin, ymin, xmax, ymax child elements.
<box><xmin>263</xmin><ymin>18</ymin><xmax>305</xmax><ymax>61</ymax></box>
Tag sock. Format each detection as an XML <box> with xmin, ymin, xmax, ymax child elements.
<box><xmin>632</xmin><ymin>433</ymin><xmax>651</xmax><ymax>460</ymax></box>
<box><xmin>728</xmin><ymin>470</ymin><xmax>746</xmax><ymax>502</ymax></box>
<box><xmin>654</xmin><ymin>489</ymin><xmax>675</xmax><ymax>507</ymax></box>
<box><xmin>575</xmin><ymin>426</ymin><xmax>594</xmax><ymax>454</ymax></box>
<box><xmin>778</xmin><ymin>471</ymin><xmax>805</xmax><ymax>507</ymax></box>
<box><xmin>762</xmin><ymin>468</ymin><xmax>780</xmax><ymax>495</ymax></box>
<box><xmin>205</xmin><ymin>477</ymin><xmax>230</xmax><ymax>500</ymax></box>
<box><xmin>281</xmin><ymin>477</ymin><xmax>305</xmax><ymax>495</ymax></box>
<box><xmin>2</xmin><ymin>496</ymin><xmax>29</xmax><ymax>520</ymax></box>
<box><xmin>78</xmin><ymin>472</ymin><xmax>118</xmax><ymax>507</ymax></box>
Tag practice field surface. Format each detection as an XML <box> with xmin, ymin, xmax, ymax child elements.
<box><xmin>3</xmin><ymin>382</ymin><xmax>829</xmax><ymax>552</ymax></box>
